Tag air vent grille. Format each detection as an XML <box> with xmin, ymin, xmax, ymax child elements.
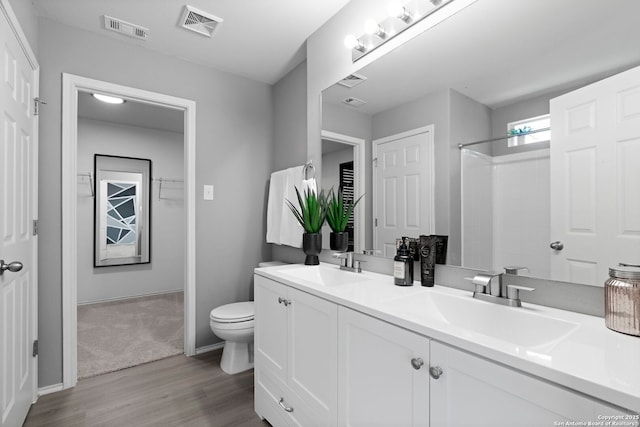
<box><xmin>180</xmin><ymin>5</ymin><xmax>223</xmax><ymax>37</ymax></box>
<box><xmin>337</xmin><ymin>73</ymin><xmax>367</xmax><ymax>88</ymax></box>
<box><xmin>342</xmin><ymin>97</ymin><xmax>367</xmax><ymax>107</ymax></box>
<box><xmin>103</xmin><ymin>16</ymin><xmax>149</xmax><ymax>40</ymax></box>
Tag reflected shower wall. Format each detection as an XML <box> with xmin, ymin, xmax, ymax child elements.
<box><xmin>462</xmin><ymin>147</ymin><xmax>550</xmax><ymax>278</ymax></box>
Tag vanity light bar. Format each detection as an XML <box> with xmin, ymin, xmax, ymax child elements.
<box><xmin>344</xmin><ymin>0</ymin><xmax>477</xmax><ymax>62</ymax></box>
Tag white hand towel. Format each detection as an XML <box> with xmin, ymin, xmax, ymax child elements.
<box><xmin>266</xmin><ymin>169</ymin><xmax>286</xmax><ymax>244</ymax></box>
<box><xmin>279</xmin><ymin>166</ymin><xmax>304</xmax><ymax>248</ymax></box>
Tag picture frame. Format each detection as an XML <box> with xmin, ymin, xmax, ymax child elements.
<box><xmin>94</xmin><ymin>154</ymin><xmax>151</xmax><ymax>267</ymax></box>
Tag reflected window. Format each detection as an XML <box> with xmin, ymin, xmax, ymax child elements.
<box><xmin>507</xmin><ymin>114</ymin><xmax>550</xmax><ymax>147</ymax></box>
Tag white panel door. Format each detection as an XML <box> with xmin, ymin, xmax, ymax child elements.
<box><xmin>550</xmin><ymin>65</ymin><xmax>640</xmax><ymax>286</ymax></box>
<box><xmin>0</xmin><ymin>3</ymin><xmax>38</xmax><ymax>426</ymax></box>
<box><xmin>338</xmin><ymin>307</ymin><xmax>429</xmax><ymax>427</ymax></box>
<box><xmin>374</xmin><ymin>127</ymin><xmax>434</xmax><ymax>258</ymax></box>
<box><xmin>430</xmin><ymin>341</ymin><xmax>627</xmax><ymax>426</ymax></box>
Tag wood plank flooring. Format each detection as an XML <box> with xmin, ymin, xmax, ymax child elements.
<box><xmin>24</xmin><ymin>350</ymin><xmax>271</xmax><ymax>427</ymax></box>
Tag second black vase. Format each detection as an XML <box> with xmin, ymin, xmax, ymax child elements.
<box><xmin>329</xmin><ymin>231</ymin><xmax>348</xmax><ymax>252</ymax></box>
<box><xmin>302</xmin><ymin>233</ymin><xmax>322</xmax><ymax>265</ymax></box>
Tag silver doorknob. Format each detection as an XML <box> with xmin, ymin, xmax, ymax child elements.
<box><xmin>429</xmin><ymin>366</ymin><xmax>444</xmax><ymax>379</ymax></box>
<box><xmin>550</xmin><ymin>241</ymin><xmax>564</xmax><ymax>251</ymax></box>
<box><xmin>410</xmin><ymin>357</ymin><xmax>424</xmax><ymax>370</ymax></box>
<box><xmin>0</xmin><ymin>260</ymin><xmax>23</xmax><ymax>275</ymax></box>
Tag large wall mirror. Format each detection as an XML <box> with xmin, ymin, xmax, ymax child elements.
<box><xmin>321</xmin><ymin>0</ymin><xmax>640</xmax><ymax>286</ymax></box>
<box><xmin>94</xmin><ymin>154</ymin><xmax>151</xmax><ymax>267</ymax></box>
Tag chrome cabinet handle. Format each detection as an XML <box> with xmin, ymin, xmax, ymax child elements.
<box><xmin>429</xmin><ymin>366</ymin><xmax>444</xmax><ymax>379</ymax></box>
<box><xmin>277</xmin><ymin>297</ymin><xmax>291</xmax><ymax>306</ymax></box>
<box><xmin>411</xmin><ymin>357</ymin><xmax>424</xmax><ymax>370</ymax></box>
<box><xmin>278</xmin><ymin>397</ymin><xmax>294</xmax><ymax>413</ymax></box>
<box><xmin>550</xmin><ymin>241</ymin><xmax>564</xmax><ymax>251</ymax></box>
<box><xmin>0</xmin><ymin>260</ymin><xmax>23</xmax><ymax>275</ymax></box>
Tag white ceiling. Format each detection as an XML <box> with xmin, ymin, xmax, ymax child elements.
<box><xmin>33</xmin><ymin>0</ymin><xmax>351</xmax><ymax>85</ymax></box>
<box><xmin>77</xmin><ymin>92</ymin><xmax>184</xmax><ymax>133</ymax></box>
<box><xmin>323</xmin><ymin>0</ymin><xmax>640</xmax><ymax>115</ymax></box>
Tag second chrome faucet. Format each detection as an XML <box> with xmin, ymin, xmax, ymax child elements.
<box><xmin>471</xmin><ymin>269</ymin><xmax>534</xmax><ymax>307</ymax></box>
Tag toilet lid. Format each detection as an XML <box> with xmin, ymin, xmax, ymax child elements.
<box><xmin>210</xmin><ymin>301</ymin><xmax>254</xmax><ymax>322</ymax></box>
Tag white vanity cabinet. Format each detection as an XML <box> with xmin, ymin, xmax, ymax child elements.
<box><xmin>254</xmin><ymin>275</ymin><xmax>338</xmax><ymax>427</ymax></box>
<box><xmin>338</xmin><ymin>306</ymin><xmax>430</xmax><ymax>427</ymax></box>
<box><xmin>429</xmin><ymin>341</ymin><xmax>627</xmax><ymax>426</ymax></box>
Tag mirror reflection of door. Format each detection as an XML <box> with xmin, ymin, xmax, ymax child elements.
<box><xmin>550</xmin><ymin>66</ymin><xmax>640</xmax><ymax>286</ymax></box>
<box><xmin>373</xmin><ymin>126</ymin><xmax>435</xmax><ymax>258</ymax></box>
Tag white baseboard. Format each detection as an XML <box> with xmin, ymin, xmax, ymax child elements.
<box><xmin>77</xmin><ymin>289</ymin><xmax>184</xmax><ymax>306</ymax></box>
<box><xmin>195</xmin><ymin>342</ymin><xmax>225</xmax><ymax>354</ymax></box>
<box><xmin>38</xmin><ymin>383</ymin><xmax>64</xmax><ymax>396</ymax></box>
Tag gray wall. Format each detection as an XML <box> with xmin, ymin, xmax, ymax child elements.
<box><xmin>7</xmin><ymin>0</ymin><xmax>38</xmax><ymax>55</ymax></box>
<box><xmin>77</xmin><ymin>118</ymin><xmax>184</xmax><ymax>304</ymax></box>
<box><xmin>273</xmin><ymin>61</ymin><xmax>308</xmax><ymax>172</ymax></box>
<box><xmin>37</xmin><ymin>18</ymin><xmax>273</xmax><ymax>387</ymax></box>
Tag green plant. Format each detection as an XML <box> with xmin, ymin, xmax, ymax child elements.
<box><xmin>325</xmin><ymin>187</ymin><xmax>363</xmax><ymax>233</ymax></box>
<box><xmin>286</xmin><ymin>186</ymin><xmax>327</xmax><ymax>233</ymax></box>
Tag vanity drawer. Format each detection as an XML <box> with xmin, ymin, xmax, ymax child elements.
<box><xmin>255</xmin><ymin>369</ymin><xmax>318</xmax><ymax>427</ymax></box>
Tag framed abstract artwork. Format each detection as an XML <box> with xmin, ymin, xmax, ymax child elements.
<box><xmin>94</xmin><ymin>154</ymin><xmax>151</xmax><ymax>267</ymax></box>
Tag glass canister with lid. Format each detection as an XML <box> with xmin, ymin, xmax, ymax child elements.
<box><xmin>605</xmin><ymin>263</ymin><xmax>640</xmax><ymax>336</ymax></box>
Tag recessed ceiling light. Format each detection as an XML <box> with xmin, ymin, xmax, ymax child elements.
<box><xmin>92</xmin><ymin>93</ymin><xmax>125</xmax><ymax>104</ymax></box>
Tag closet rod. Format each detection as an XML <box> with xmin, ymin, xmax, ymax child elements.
<box><xmin>458</xmin><ymin>127</ymin><xmax>550</xmax><ymax>149</ymax></box>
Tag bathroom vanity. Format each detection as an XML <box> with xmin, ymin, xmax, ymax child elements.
<box><xmin>253</xmin><ymin>263</ymin><xmax>639</xmax><ymax>427</ymax></box>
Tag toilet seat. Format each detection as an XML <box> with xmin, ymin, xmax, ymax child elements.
<box><xmin>210</xmin><ymin>301</ymin><xmax>254</xmax><ymax>323</ymax></box>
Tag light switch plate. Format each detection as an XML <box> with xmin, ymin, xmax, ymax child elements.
<box><xmin>203</xmin><ymin>184</ymin><xmax>214</xmax><ymax>200</ymax></box>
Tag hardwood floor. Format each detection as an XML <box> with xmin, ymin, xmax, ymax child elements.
<box><xmin>24</xmin><ymin>350</ymin><xmax>271</xmax><ymax>427</ymax></box>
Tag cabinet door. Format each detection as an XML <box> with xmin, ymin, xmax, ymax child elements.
<box><xmin>255</xmin><ymin>275</ymin><xmax>288</xmax><ymax>380</ymax></box>
<box><xmin>288</xmin><ymin>288</ymin><xmax>338</xmax><ymax>427</ymax></box>
<box><xmin>338</xmin><ymin>307</ymin><xmax>430</xmax><ymax>427</ymax></box>
<box><xmin>430</xmin><ymin>341</ymin><xmax>626</xmax><ymax>426</ymax></box>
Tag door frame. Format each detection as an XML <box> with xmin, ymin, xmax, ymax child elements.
<box><xmin>321</xmin><ymin>130</ymin><xmax>366</xmax><ymax>253</ymax></box>
<box><xmin>0</xmin><ymin>0</ymin><xmax>39</xmax><ymax>410</ymax></box>
<box><xmin>61</xmin><ymin>74</ymin><xmax>197</xmax><ymax>388</ymax></box>
<box><xmin>372</xmin><ymin>125</ymin><xmax>435</xmax><ymax>253</ymax></box>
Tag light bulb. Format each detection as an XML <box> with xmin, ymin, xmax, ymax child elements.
<box><xmin>92</xmin><ymin>93</ymin><xmax>125</xmax><ymax>104</ymax></box>
<box><xmin>344</xmin><ymin>34</ymin><xmax>358</xmax><ymax>49</ymax></box>
<box><xmin>364</xmin><ymin>19</ymin><xmax>387</xmax><ymax>39</ymax></box>
<box><xmin>387</xmin><ymin>2</ymin><xmax>412</xmax><ymax>23</ymax></box>
<box><xmin>387</xmin><ymin>2</ymin><xmax>405</xmax><ymax>18</ymax></box>
<box><xmin>364</xmin><ymin>19</ymin><xmax>379</xmax><ymax>35</ymax></box>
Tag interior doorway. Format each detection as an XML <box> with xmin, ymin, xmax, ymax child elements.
<box><xmin>61</xmin><ymin>74</ymin><xmax>197</xmax><ymax>388</ymax></box>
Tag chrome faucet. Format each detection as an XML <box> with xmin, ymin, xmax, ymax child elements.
<box><xmin>333</xmin><ymin>252</ymin><xmax>364</xmax><ymax>273</ymax></box>
<box><xmin>471</xmin><ymin>271</ymin><xmax>534</xmax><ymax>308</ymax></box>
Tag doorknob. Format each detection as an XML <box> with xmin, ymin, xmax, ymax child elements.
<box><xmin>549</xmin><ymin>241</ymin><xmax>564</xmax><ymax>251</ymax></box>
<box><xmin>0</xmin><ymin>260</ymin><xmax>23</xmax><ymax>275</ymax></box>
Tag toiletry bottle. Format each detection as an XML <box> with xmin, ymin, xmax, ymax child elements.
<box><xmin>394</xmin><ymin>239</ymin><xmax>414</xmax><ymax>286</ymax></box>
<box><xmin>419</xmin><ymin>235</ymin><xmax>437</xmax><ymax>287</ymax></box>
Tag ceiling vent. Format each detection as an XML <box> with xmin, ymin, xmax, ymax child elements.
<box><xmin>342</xmin><ymin>97</ymin><xmax>367</xmax><ymax>108</ymax></box>
<box><xmin>179</xmin><ymin>5</ymin><xmax>223</xmax><ymax>37</ymax></box>
<box><xmin>337</xmin><ymin>73</ymin><xmax>367</xmax><ymax>88</ymax></box>
<box><xmin>103</xmin><ymin>16</ymin><xmax>149</xmax><ymax>40</ymax></box>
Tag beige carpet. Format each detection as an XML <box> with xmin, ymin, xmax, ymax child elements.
<box><xmin>77</xmin><ymin>292</ymin><xmax>184</xmax><ymax>379</ymax></box>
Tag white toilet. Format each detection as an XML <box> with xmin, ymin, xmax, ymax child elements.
<box><xmin>209</xmin><ymin>261</ymin><xmax>286</xmax><ymax>375</ymax></box>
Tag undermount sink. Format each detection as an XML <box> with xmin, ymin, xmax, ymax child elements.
<box><xmin>278</xmin><ymin>265</ymin><xmax>372</xmax><ymax>287</ymax></box>
<box><xmin>387</xmin><ymin>289</ymin><xmax>580</xmax><ymax>349</ymax></box>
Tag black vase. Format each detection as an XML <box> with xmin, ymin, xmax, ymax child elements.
<box><xmin>330</xmin><ymin>231</ymin><xmax>349</xmax><ymax>252</ymax></box>
<box><xmin>302</xmin><ymin>233</ymin><xmax>322</xmax><ymax>265</ymax></box>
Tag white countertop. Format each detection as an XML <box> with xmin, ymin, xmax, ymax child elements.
<box><xmin>255</xmin><ymin>263</ymin><xmax>640</xmax><ymax>413</ymax></box>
